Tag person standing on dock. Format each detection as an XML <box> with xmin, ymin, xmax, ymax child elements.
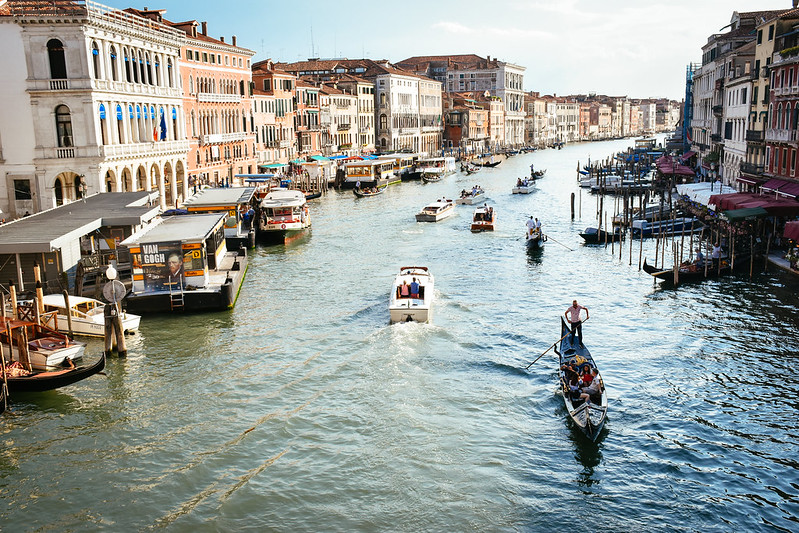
<box><xmin>565</xmin><ymin>300</ymin><xmax>588</xmax><ymax>347</ymax></box>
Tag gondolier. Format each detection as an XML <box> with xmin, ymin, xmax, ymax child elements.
<box><xmin>565</xmin><ymin>300</ymin><xmax>588</xmax><ymax>347</ymax></box>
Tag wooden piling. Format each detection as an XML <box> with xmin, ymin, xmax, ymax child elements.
<box><xmin>63</xmin><ymin>290</ymin><xmax>74</xmax><ymax>339</ymax></box>
<box><xmin>570</xmin><ymin>193</ymin><xmax>575</xmax><ymax>220</ymax></box>
<box><xmin>9</xmin><ymin>282</ymin><xmax>17</xmax><ymax>320</ymax></box>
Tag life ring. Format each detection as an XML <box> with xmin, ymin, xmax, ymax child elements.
<box><xmin>281</xmin><ymin>224</ymin><xmax>286</xmax><ymax>229</ymax></box>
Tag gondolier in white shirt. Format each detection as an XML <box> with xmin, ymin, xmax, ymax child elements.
<box><xmin>565</xmin><ymin>300</ymin><xmax>589</xmax><ymax>347</ymax></box>
<box><xmin>526</xmin><ymin>216</ymin><xmax>537</xmax><ymax>236</ymax></box>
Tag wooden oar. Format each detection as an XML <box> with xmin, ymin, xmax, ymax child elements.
<box><xmin>525</xmin><ymin>316</ymin><xmax>590</xmax><ymax>370</ymax></box>
<box><xmin>545</xmin><ymin>235</ymin><xmax>574</xmax><ymax>251</ymax></box>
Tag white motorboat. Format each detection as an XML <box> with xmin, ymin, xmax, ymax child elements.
<box><xmin>470</xmin><ymin>205</ymin><xmax>496</xmax><ymax>232</ymax></box>
<box><xmin>512</xmin><ymin>179</ymin><xmax>534</xmax><ymax>194</ymax></box>
<box><xmin>39</xmin><ymin>294</ymin><xmax>140</xmax><ymax>338</ymax></box>
<box><xmin>456</xmin><ymin>186</ymin><xmax>486</xmax><ymax>205</ymax></box>
<box><xmin>415</xmin><ymin>199</ymin><xmax>455</xmax><ymax>222</ymax></box>
<box><xmin>257</xmin><ymin>188</ymin><xmax>311</xmax><ymax>242</ymax></box>
<box><xmin>389</xmin><ymin>266</ymin><xmax>434</xmax><ymax>324</ymax></box>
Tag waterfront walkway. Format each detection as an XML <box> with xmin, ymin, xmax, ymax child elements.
<box><xmin>767</xmin><ymin>252</ymin><xmax>798</xmax><ymax>275</ymax></box>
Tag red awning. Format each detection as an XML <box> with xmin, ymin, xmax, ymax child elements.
<box><xmin>680</xmin><ymin>150</ymin><xmax>696</xmax><ymax>160</ymax></box>
<box><xmin>761</xmin><ymin>178</ymin><xmax>786</xmax><ymax>192</ymax></box>
<box><xmin>785</xmin><ymin>220</ymin><xmax>799</xmax><ymax>241</ymax></box>
<box><xmin>777</xmin><ymin>182</ymin><xmax>799</xmax><ymax>198</ymax></box>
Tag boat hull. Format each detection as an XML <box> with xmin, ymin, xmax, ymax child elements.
<box><xmin>389</xmin><ymin>267</ymin><xmax>434</xmax><ymax>324</ymax></box>
<box><xmin>512</xmin><ymin>186</ymin><xmax>534</xmax><ymax>194</ymax></box>
<box><xmin>580</xmin><ymin>227</ymin><xmax>624</xmax><ymax>243</ymax></box>
<box><xmin>6</xmin><ymin>353</ymin><xmax>105</xmax><ymax>393</ymax></box>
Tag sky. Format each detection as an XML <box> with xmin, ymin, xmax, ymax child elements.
<box><xmin>101</xmin><ymin>0</ymin><xmax>792</xmax><ymax>100</ymax></box>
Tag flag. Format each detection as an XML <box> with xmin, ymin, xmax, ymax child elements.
<box><xmin>159</xmin><ymin>113</ymin><xmax>167</xmax><ymax>141</ymax></box>
<box><xmin>153</xmin><ymin>125</ymin><xmax>158</xmax><ymax>141</ymax></box>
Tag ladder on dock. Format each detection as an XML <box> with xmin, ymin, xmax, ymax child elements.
<box><xmin>168</xmin><ymin>277</ymin><xmax>185</xmax><ymax>311</ymax></box>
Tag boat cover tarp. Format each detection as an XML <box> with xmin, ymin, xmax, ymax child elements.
<box><xmin>784</xmin><ymin>220</ymin><xmax>799</xmax><ymax>241</ymax></box>
<box><xmin>722</xmin><ymin>207</ymin><xmax>769</xmax><ymax>221</ymax></box>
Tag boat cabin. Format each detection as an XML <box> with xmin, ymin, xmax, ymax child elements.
<box><xmin>417</xmin><ymin>157</ymin><xmax>456</xmax><ymax>174</ymax></box>
<box><xmin>182</xmin><ymin>187</ymin><xmax>257</xmax><ymax>248</ymax></box>
<box><xmin>378</xmin><ymin>154</ymin><xmax>417</xmax><ymax>179</ymax></box>
<box><xmin>342</xmin><ymin>160</ymin><xmax>395</xmax><ymax>188</ymax></box>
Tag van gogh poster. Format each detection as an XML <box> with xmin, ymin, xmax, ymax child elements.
<box><xmin>141</xmin><ymin>242</ymin><xmax>183</xmax><ymax>291</ymax></box>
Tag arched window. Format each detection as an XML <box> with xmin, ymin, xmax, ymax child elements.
<box><xmin>124</xmin><ymin>48</ymin><xmax>132</xmax><ymax>82</ymax></box>
<box><xmin>138</xmin><ymin>52</ymin><xmax>146</xmax><ymax>84</ymax></box>
<box><xmin>167</xmin><ymin>58</ymin><xmax>174</xmax><ymax>87</ymax></box>
<box><xmin>56</xmin><ymin>105</ymin><xmax>73</xmax><ymax>147</ymax></box>
<box><xmin>154</xmin><ymin>55</ymin><xmax>161</xmax><ymax>86</ymax></box>
<box><xmin>380</xmin><ymin>114</ymin><xmax>387</xmax><ymax>130</ymax></box>
<box><xmin>145</xmin><ymin>53</ymin><xmax>153</xmax><ymax>85</ymax></box>
<box><xmin>240</xmin><ymin>80</ymin><xmax>245</xmax><ymax>95</ymax></box>
<box><xmin>116</xmin><ymin>104</ymin><xmax>124</xmax><ymax>143</ymax></box>
<box><xmin>91</xmin><ymin>41</ymin><xmax>100</xmax><ymax>79</ymax></box>
<box><xmin>75</xmin><ymin>175</ymin><xmax>86</xmax><ymax>199</ymax></box>
<box><xmin>191</xmin><ymin>110</ymin><xmax>196</xmax><ymax>137</ymax></box>
<box><xmin>54</xmin><ymin>177</ymin><xmax>64</xmax><ymax>206</ymax></box>
<box><xmin>189</xmin><ymin>75</ymin><xmax>194</xmax><ymax>94</ymax></box>
<box><xmin>787</xmin><ymin>104</ymin><xmax>793</xmax><ymax>131</ymax></box>
<box><xmin>171</xmin><ymin>107</ymin><xmax>178</xmax><ymax>140</ymax></box>
<box><xmin>47</xmin><ymin>39</ymin><xmax>67</xmax><ymax>79</ymax></box>
<box><xmin>109</xmin><ymin>46</ymin><xmax>118</xmax><ymax>81</ymax></box>
<box><xmin>99</xmin><ymin>104</ymin><xmax>108</xmax><ymax>145</ymax></box>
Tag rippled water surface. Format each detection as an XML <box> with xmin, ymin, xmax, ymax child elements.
<box><xmin>2</xmin><ymin>138</ymin><xmax>799</xmax><ymax>532</ymax></box>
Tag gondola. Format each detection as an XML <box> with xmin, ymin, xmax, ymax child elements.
<box><xmin>476</xmin><ymin>160</ymin><xmax>501</xmax><ymax>168</ymax></box>
<box><xmin>530</xmin><ymin>169</ymin><xmax>546</xmax><ymax>178</ymax></box>
<box><xmin>525</xmin><ymin>228</ymin><xmax>546</xmax><ymax>249</ymax></box>
<box><xmin>642</xmin><ymin>255</ymin><xmax>747</xmax><ymax>285</ymax></box>
<box><xmin>554</xmin><ymin>317</ymin><xmax>607</xmax><ymax>441</ymax></box>
<box><xmin>579</xmin><ymin>227</ymin><xmax>624</xmax><ymax>244</ymax></box>
<box><xmin>5</xmin><ymin>353</ymin><xmax>105</xmax><ymax>393</ymax></box>
<box><xmin>353</xmin><ymin>185</ymin><xmax>386</xmax><ymax>198</ymax></box>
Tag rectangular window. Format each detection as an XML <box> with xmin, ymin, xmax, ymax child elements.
<box><xmin>202</xmin><ymin>52</ymin><xmax>208</xmax><ymax>62</ymax></box>
<box><xmin>742</xmin><ymin>87</ymin><xmax>747</xmax><ymax>104</ymax></box>
<box><xmin>782</xmin><ymin>148</ymin><xmax>788</xmax><ymax>172</ymax></box>
<box><xmin>13</xmin><ymin>179</ymin><xmax>31</xmax><ymax>200</ymax></box>
<box><xmin>792</xmin><ymin>150</ymin><xmax>797</xmax><ymax>176</ymax></box>
<box><xmin>210</xmin><ymin>54</ymin><xmax>215</xmax><ymax>64</ymax></box>
<box><xmin>768</xmin><ymin>24</ymin><xmax>774</xmax><ymax>41</ymax></box>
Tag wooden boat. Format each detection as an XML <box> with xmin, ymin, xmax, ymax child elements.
<box><xmin>512</xmin><ymin>179</ymin><xmax>534</xmax><ymax>194</ymax></box>
<box><xmin>455</xmin><ymin>186</ymin><xmax>486</xmax><ymax>205</ymax></box>
<box><xmin>470</xmin><ymin>205</ymin><xmax>496</xmax><ymax>232</ymax></box>
<box><xmin>476</xmin><ymin>159</ymin><xmax>501</xmax><ymax>168</ymax></box>
<box><xmin>421</xmin><ymin>169</ymin><xmax>445</xmax><ymax>182</ymax></box>
<box><xmin>5</xmin><ymin>352</ymin><xmax>105</xmax><ymax>393</ymax></box>
<box><xmin>37</xmin><ymin>294</ymin><xmax>140</xmax><ymax>338</ymax></box>
<box><xmin>0</xmin><ymin>316</ymin><xmax>85</xmax><ymax>371</ymax></box>
<box><xmin>525</xmin><ymin>227</ymin><xmax>546</xmax><ymax>249</ymax></box>
<box><xmin>579</xmin><ymin>227</ymin><xmax>624</xmax><ymax>244</ymax></box>
<box><xmin>554</xmin><ymin>317</ymin><xmax>607</xmax><ymax>441</ymax></box>
<box><xmin>631</xmin><ymin>217</ymin><xmax>700</xmax><ymax>238</ymax></box>
<box><xmin>530</xmin><ymin>169</ymin><xmax>546</xmax><ymax>178</ymax></box>
<box><xmin>389</xmin><ymin>266</ymin><xmax>434</xmax><ymax>324</ymax></box>
<box><xmin>416</xmin><ymin>199</ymin><xmax>455</xmax><ymax>222</ymax></box>
<box><xmin>353</xmin><ymin>185</ymin><xmax>386</xmax><ymax>198</ymax></box>
<box><xmin>642</xmin><ymin>255</ymin><xmax>747</xmax><ymax>285</ymax></box>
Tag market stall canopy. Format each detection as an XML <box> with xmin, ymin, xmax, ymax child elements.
<box><xmin>676</xmin><ymin>182</ymin><xmax>737</xmax><ymax>207</ymax></box>
<box><xmin>721</xmin><ymin>207</ymin><xmax>769</xmax><ymax>221</ymax></box>
<box><xmin>784</xmin><ymin>220</ymin><xmax>799</xmax><ymax>241</ymax></box>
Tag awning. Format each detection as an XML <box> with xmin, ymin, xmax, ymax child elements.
<box><xmin>310</xmin><ymin>155</ymin><xmax>330</xmax><ymax>162</ymax></box>
<box><xmin>260</xmin><ymin>163</ymin><xmax>287</xmax><ymax>169</ymax></box>
<box><xmin>290</xmin><ymin>159</ymin><xmax>305</xmax><ymax>164</ymax></box>
<box><xmin>761</xmin><ymin>177</ymin><xmax>799</xmax><ymax>198</ymax></box>
<box><xmin>721</xmin><ymin>207</ymin><xmax>769</xmax><ymax>221</ymax></box>
<box><xmin>680</xmin><ymin>150</ymin><xmax>697</xmax><ymax>160</ymax></box>
<box><xmin>785</xmin><ymin>220</ymin><xmax>799</xmax><ymax>241</ymax></box>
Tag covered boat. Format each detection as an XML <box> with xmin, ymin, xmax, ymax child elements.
<box><xmin>416</xmin><ymin>199</ymin><xmax>455</xmax><ymax>222</ymax></box>
<box><xmin>471</xmin><ymin>205</ymin><xmax>496</xmax><ymax>232</ymax></box>
<box><xmin>257</xmin><ymin>189</ymin><xmax>311</xmax><ymax>242</ymax></box>
<box><xmin>389</xmin><ymin>266</ymin><xmax>434</xmax><ymax>324</ymax></box>
<box><xmin>554</xmin><ymin>317</ymin><xmax>607</xmax><ymax>441</ymax></box>
<box><xmin>631</xmin><ymin>217</ymin><xmax>700</xmax><ymax>238</ymax></box>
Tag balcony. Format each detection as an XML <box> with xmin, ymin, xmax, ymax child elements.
<box><xmin>765</xmin><ymin>128</ymin><xmax>799</xmax><ymax>143</ymax></box>
<box><xmin>740</xmin><ymin>162</ymin><xmax>765</xmax><ymax>175</ymax></box>
<box><xmin>197</xmin><ymin>92</ymin><xmax>241</xmax><ymax>104</ymax></box>
<box><xmin>745</xmin><ymin>129</ymin><xmax>765</xmax><ymax>142</ymax></box>
<box><xmin>35</xmin><ymin>146</ymin><xmax>95</xmax><ymax>160</ymax></box>
<box><xmin>712</xmin><ymin>105</ymin><xmax>723</xmax><ymax>116</ymax></box>
<box><xmin>710</xmin><ymin>133</ymin><xmax>723</xmax><ymax>142</ymax></box>
<box><xmin>100</xmin><ymin>139</ymin><xmax>189</xmax><ymax>159</ymax></box>
<box><xmin>201</xmin><ymin>132</ymin><xmax>250</xmax><ymax>145</ymax></box>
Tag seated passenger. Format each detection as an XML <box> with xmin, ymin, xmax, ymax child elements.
<box><xmin>579</xmin><ymin>368</ymin><xmax>600</xmax><ymax>403</ymax></box>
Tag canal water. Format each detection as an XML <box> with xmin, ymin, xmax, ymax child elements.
<box><xmin>2</xmin><ymin>138</ymin><xmax>798</xmax><ymax>531</ymax></box>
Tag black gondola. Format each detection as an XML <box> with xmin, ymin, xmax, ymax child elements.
<box><xmin>525</xmin><ymin>229</ymin><xmax>546</xmax><ymax>249</ymax></box>
<box><xmin>6</xmin><ymin>353</ymin><xmax>105</xmax><ymax>393</ymax></box>
<box><xmin>554</xmin><ymin>317</ymin><xmax>607</xmax><ymax>441</ymax></box>
<box><xmin>476</xmin><ymin>160</ymin><xmax>501</xmax><ymax>168</ymax></box>
<box><xmin>642</xmin><ymin>256</ymin><xmax>747</xmax><ymax>285</ymax></box>
<box><xmin>353</xmin><ymin>186</ymin><xmax>386</xmax><ymax>198</ymax></box>
<box><xmin>579</xmin><ymin>227</ymin><xmax>624</xmax><ymax>244</ymax></box>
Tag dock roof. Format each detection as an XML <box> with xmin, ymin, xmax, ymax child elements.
<box><xmin>0</xmin><ymin>192</ymin><xmax>159</xmax><ymax>254</ymax></box>
<box><xmin>182</xmin><ymin>187</ymin><xmax>255</xmax><ymax>208</ymax></box>
<box><xmin>121</xmin><ymin>213</ymin><xmax>225</xmax><ymax>245</ymax></box>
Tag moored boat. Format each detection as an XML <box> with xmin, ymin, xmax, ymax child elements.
<box><xmin>642</xmin><ymin>255</ymin><xmax>747</xmax><ymax>285</ymax></box>
<box><xmin>470</xmin><ymin>205</ymin><xmax>496</xmax><ymax>232</ymax></box>
<box><xmin>416</xmin><ymin>199</ymin><xmax>455</xmax><ymax>222</ymax></box>
<box><xmin>0</xmin><ymin>316</ymin><xmax>85</xmax><ymax>371</ymax></box>
<box><xmin>389</xmin><ymin>266</ymin><xmax>434</xmax><ymax>324</ymax></box>
<box><xmin>555</xmin><ymin>317</ymin><xmax>607</xmax><ymax>441</ymax></box>
<box><xmin>579</xmin><ymin>227</ymin><xmax>624</xmax><ymax>244</ymax></box>
<box><xmin>631</xmin><ymin>217</ymin><xmax>700</xmax><ymax>238</ymax></box>
<box><xmin>37</xmin><ymin>294</ymin><xmax>140</xmax><ymax>338</ymax></box>
<box><xmin>4</xmin><ymin>352</ymin><xmax>105</xmax><ymax>393</ymax></box>
<box><xmin>456</xmin><ymin>186</ymin><xmax>486</xmax><ymax>205</ymax></box>
<box><xmin>257</xmin><ymin>189</ymin><xmax>311</xmax><ymax>242</ymax></box>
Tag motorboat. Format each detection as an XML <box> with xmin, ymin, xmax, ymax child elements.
<box><xmin>471</xmin><ymin>205</ymin><xmax>496</xmax><ymax>232</ymax></box>
<box><xmin>631</xmin><ymin>217</ymin><xmax>700</xmax><ymax>238</ymax></box>
<box><xmin>389</xmin><ymin>266</ymin><xmax>434</xmax><ymax>324</ymax></box>
<box><xmin>456</xmin><ymin>186</ymin><xmax>486</xmax><ymax>205</ymax></box>
<box><xmin>416</xmin><ymin>199</ymin><xmax>455</xmax><ymax>222</ymax></box>
<box><xmin>512</xmin><ymin>179</ymin><xmax>534</xmax><ymax>194</ymax></box>
<box><xmin>0</xmin><ymin>316</ymin><xmax>85</xmax><ymax>371</ymax></box>
<box><xmin>38</xmin><ymin>294</ymin><xmax>140</xmax><ymax>338</ymax></box>
<box><xmin>257</xmin><ymin>188</ymin><xmax>311</xmax><ymax>242</ymax></box>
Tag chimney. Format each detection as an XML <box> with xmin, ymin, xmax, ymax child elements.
<box><xmin>232</xmin><ymin>35</ymin><xmax>237</xmax><ymax>47</ymax></box>
<box><xmin>201</xmin><ymin>21</ymin><xmax>207</xmax><ymax>35</ymax></box>
<box><xmin>220</xmin><ymin>36</ymin><xmax>225</xmax><ymax>43</ymax></box>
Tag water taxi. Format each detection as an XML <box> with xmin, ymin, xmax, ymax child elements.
<box><xmin>456</xmin><ymin>186</ymin><xmax>486</xmax><ymax>205</ymax></box>
<box><xmin>120</xmin><ymin>213</ymin><xmax>248</xmax><ymax>313</ymax></box>
<box><xmin>512</xmin><ymin>179</ymin><xmax>534</xmax><ymax>194</ymax></box>
<box><xmin>470</xmin><ymin>205</ymin><xmax>496</xmax><ymax>232</ymax></box>
<box><xmin>415</xmin><ymin>199</ymin><xmax>455</xmax><ymax>222</ymax></box>
<box><xmin>38</xmin><ymin>294</ymin><xmax>140</xmax><ymax>338</ymax></box>
<box><xmin>257</xmin><ymin>189</ymin><xmax>311</xmax><ymax>243</ymax></box>
<box><xmin>389</xmin><ymin>266</ymin><xmax>434</xmax><ymax>324</ymax></box>
<box><xmin>418</xmin><ymin>157</ymin><xmax>456</xmax><ymax>181</ymax></box>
